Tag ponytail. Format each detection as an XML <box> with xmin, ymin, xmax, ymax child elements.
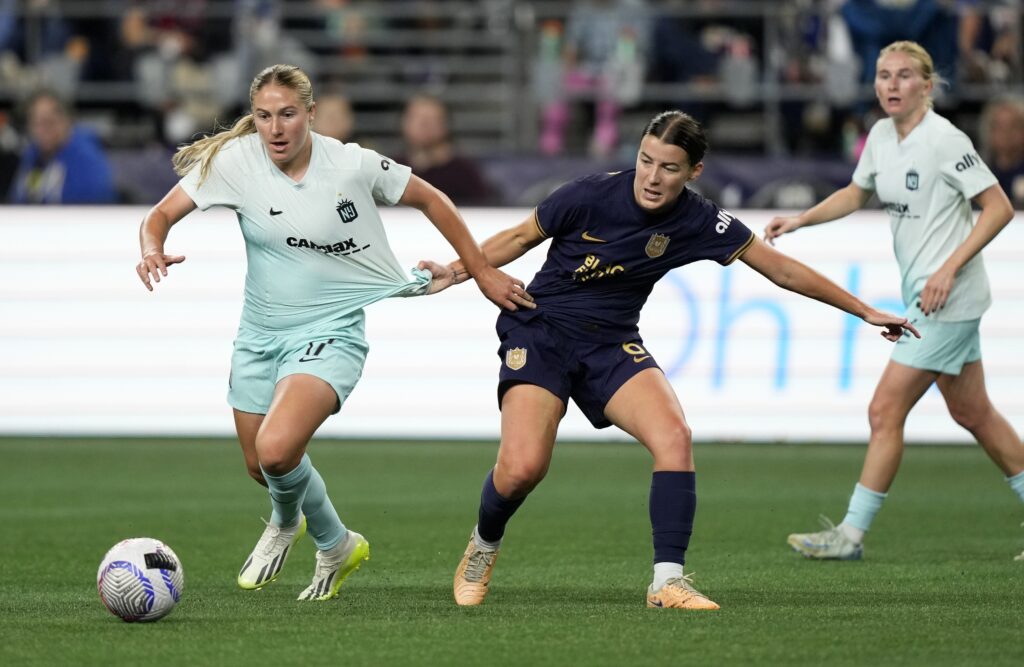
<box><xmin>171</xmin><ymin>114</ymin><xmax>257</xmax><ymax>186</ymax></box>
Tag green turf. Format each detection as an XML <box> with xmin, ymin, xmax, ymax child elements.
<box><xmin>1</xmin><ymin>438</ymin><xmax>1021</xmax><ymax>666</ymax></box>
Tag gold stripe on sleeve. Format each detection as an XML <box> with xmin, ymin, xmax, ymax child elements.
<box><xmin>723</xmin><ymin>231</ymin><xmax>756</xmax><ymax>265</ymax></box>
<box><xmin>532</xmin><ymin>209</ymin><xmax>548</xmax><ymax>239</ymax></box>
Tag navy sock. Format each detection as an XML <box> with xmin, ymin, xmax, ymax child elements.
<box><xmin>649</xmin><ymin>471</ymin><xmax>696</xmax><ymax>565</ymax></box>
<box><xmin>477</xmin><ymin>470</ymin><xmax>526</xmax><ymax>543</ymax></box>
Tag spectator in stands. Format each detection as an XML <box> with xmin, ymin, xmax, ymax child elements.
<box><xmin>0</xmin><ymin>0</ymin><xmax>89</xmax><ymax>97</ymax></box>
<box><xmin>959</xmin><ymin>0</ymin><xmax>1020</xmax><ymax>85</ymax></box>
<box><xmin>398</xmin><ymin>93</ymin><xmax>499</xmax><ymax>206</ymax></box>
<box><xmin>980</xmin><ymin>95</ymin><xmax>1024</xmax><ymax>208</ymax></box>
<box><xmin>312</xmin><ymin>92</ymin><xmax>356</xmax><ymax>144</ymax></box>
<box><xmin>767</xmin><ymin>41</ymin><xmax>1024</xmax><ymax>562</ymax></box>
<box><xmin>538</xmin><ymin>0</ymin><xmax>649</xmax><ymax>158</ymax></box>
<box><xmin>840</xmin><ymin>0</ymin><xmax>958</xmax><ymax>85</ymax></box>
<box><xmin>120</xmin><ymin>0</ymin><xmax>233</xmax><ymax>146</ymax></box>
<box><xmin>0</xmin><ymin>106</ymin><xmax>19</xmax><ymax>200</ymax></box>
<box><xmin>9</xmin><ymin>90</ymin><xmax>117</xmax><ymax>204</ymax></box>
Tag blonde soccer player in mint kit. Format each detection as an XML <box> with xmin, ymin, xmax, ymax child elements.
<box><xmin>766</xmin><ymin>41</ymin><xmax>1024</xmax><ymax>562</ymax></box>
<box><xmin>136</xmin><ymin>64</ymin><xmax>534</xmax><ymax>601</ymax></box>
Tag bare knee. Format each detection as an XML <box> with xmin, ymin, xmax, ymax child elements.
<box><xmin>868</xmin><ymin>397</ymin><xmax>907</xmax><ymax>436</ymax></box>
<box><xmin>947</xmin><ymin>400</ymin><xmax>992</xmax><ymax>434</ymax></box>
<box><xmin>255</xmin><ymin>431</ymin><xmax>302</xmax><ymax>477</ymax></box>
<box><xmin>496</xmin><ymin>458</ymin><xmax>549</xmax><ymax>498</ymax></box>
<box><xmin>645</xmin><ymin>419</ymin><xmax>693</xmax><ymax>469</ymax></box>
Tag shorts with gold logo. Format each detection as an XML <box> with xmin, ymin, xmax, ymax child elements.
<box><xmin>497</xmin><ymin>317</ymin><xmax>660</xmax><ymax>428</ymax></box>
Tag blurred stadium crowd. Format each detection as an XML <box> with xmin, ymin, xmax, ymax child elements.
<box><xmin>0</xmin><ymin>0</ymin><xmax>1022</xmax><ymax>208</ymax></box>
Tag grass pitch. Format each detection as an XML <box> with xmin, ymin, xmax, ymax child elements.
<box><xmin>1</xmin><ymin>438</ymin><xmax>1022</xmax><ymax>666</ymax></box>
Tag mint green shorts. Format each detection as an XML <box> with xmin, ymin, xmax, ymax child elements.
<box><xmin>890</xmin><ymin>304</ymin><xmax>981</xmax><ymax>376</ymax></box>
<box><xmin>227</xmin><ymin>323</ymin><xmax>369</xmax><ymax>415</ymax></box>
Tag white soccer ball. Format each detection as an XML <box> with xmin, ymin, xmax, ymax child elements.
<box><xmin>96</xmin><ymin>537</ymin><xmax>185</xmax><ymax>622</ymax></box>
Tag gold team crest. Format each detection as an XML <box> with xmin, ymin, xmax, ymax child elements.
<box><xmin>505</xmin><ymin>347</ymin><xmax>527</xmax><ymax>370</ymax></box>
<box><xmin>645</xmin><ymin>233</ymin><xmax>670</xmax><ymax>258</ymax></box>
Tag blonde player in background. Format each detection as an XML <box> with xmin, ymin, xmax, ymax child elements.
<box><xmin>136</xmin><ymin>64</ymin><xmax>534</xmax><ymax>600</ymax></box>
<box><xmin>765</xmin><ymin>41</ymin><xmax>1024</xmax><ymax>562</ymax></box>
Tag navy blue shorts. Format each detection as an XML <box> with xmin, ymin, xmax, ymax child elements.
<box><xmin>497</xmin><ymin>318</ymin><xmax>661</xmax><ymax>429</ymax></box>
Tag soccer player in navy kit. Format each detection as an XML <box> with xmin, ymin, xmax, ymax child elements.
<box><xmin>443</xmin><ymin>110</ymin><xmax>918</xmax><ymax>610</ymax></box>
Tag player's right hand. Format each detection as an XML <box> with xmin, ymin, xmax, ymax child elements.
<box><xmin>474</xmin><ymin>265</ymin><xmax>535</xmax><ymax>311</ymax></box>
<box><xmin>763</xmin><ymin>216</ymin><xmax>802</xmax><ymax>245</ymax></box>
<box><xmin>137</xmin><ymin>251</ymin><xmax>186</xmax><ymax>291</ymax></box>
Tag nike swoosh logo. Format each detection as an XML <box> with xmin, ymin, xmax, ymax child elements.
<box><xmin>581</xmin><ymin>231</ymin><xmax>607</xmax><ymax>243</ymax></box>
<box><xmin>298</xmin><ymin>357</ymin><xmax>323</xmax><ymax>363</ymax></box>
<box><xmin>269</xmin><ymin>208</ymin><xmax>283</xmax><ymax>216</ymax></box>
<box><xmin>650</xmin><ymin>599</ymin><xmax>663</xmax><ymax>607</ymax></box>
<box><xmin>633</xmin><ymin>355</ymin><xmax>651</xmax><ymax>363</ymax></box>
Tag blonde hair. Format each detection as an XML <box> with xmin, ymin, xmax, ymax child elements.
<box><xmin>172</xmin><ymin>64</ymin><xmax>315</xmax><ymax>185</ymax></box>
<box><xmin>877</xmin><ymin>41</ymin><xmax>945</xmax><ymax>109</ymax></box>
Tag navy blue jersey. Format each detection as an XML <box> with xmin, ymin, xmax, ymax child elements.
<box><xmin>499</xmin><ymin>170</ymin><xmax>754</xmax><ymax>342</ymax></box>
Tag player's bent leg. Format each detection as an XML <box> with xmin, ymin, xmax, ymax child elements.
<box><xmin>238</xmin><ymin>515</ymin><xmax>307</xmax><ymax>589</ymax></box>
<box><xmin>491</xmin><ymin>383</ymin><xmax>564</xmax><ymax>498</ymax></box>
<box><xmin>240</xmin><ymin>375</ymin><xmax>339</xmax><ymax>591</ymax></box>
<box><xmin>233</xmin><ymin>409</ymin><xmax>268</xmax><ymax>486</ymax></box>
<box><xmin>646</xmin><ymin>573</ymin><xmax>719</xmax><ymax>610</ymax></box>
<box><xmin>454</xmin><ymin>383</ymin><xmax>563</xmax><ymax>606</ymax></box>
<box><xmin>860</xmin><ymin>361</ymin><xmax>936</xmax><ymax>493</ymax></box>
<box><xmin>605</xmin><ymin>369</ymin><xmax>715</xmax><ymax>608</ymax></box>
<box><xmin>297</xmin><ymin>530</ymin><xmax>370</xmax><ymax>601</ymax></box>
<box><xmin>937</xmin><ymin>361</ymin><xmax>1024</xmax><ymax>476</ymax></box>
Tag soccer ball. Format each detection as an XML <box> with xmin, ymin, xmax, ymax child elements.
<box><xmin>97</xmin><ymin>537</ymin><xmax>184</xmax><ymax>622</ymax></box>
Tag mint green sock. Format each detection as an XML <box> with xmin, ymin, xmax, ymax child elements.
<box><xmin>261</xmin><ymin>455</ymin><xmax>311</xmax><ymax>528</ymax></box>
<box><xmin>1008</xmin><ymin>470</ymin><xmax>1024</xmax><ymax>503</ymax></box>
<box><xmin>301</xmin><ymin>457</ymin><xmax>347</xmax><ymax>550</ymax></box>
<box><xmin>841</xmin><ymin>483</ymin><xmax>887</xmax><ymax>535</ymax></box>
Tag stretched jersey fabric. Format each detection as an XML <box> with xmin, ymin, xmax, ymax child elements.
<box><xmin>499</xmin><ymin>170</ymin><xmax>755</xmax><ymax>342</ymax></box>
<box><xmin>179</xmin><ymin>132</ymin><xmax>430</xmax><ymax>334</ymax></box>
<box><xmin>853</xmin><ymin>110</ymin><xmax>997</xmax><ymax>321</ymax></box>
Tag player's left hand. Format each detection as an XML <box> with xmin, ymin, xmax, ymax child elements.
<box><xmin>918</xmin><ymin>266</ymin><xmax>955</xmax><ymax>316</ymax></box>
<box><xmin>473</xmin><ymin>265</ymin><xmax>535</xmax><ymax>311</ymax></box>
<box><xmin>864</xmin><ymin>310</ymin><xmax>921</xmax><ymax>342</ymax></box>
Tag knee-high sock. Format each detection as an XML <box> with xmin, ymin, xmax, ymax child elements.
<box><xmin>261</xmin><ymin>455</ymin><xmax>312</xmax><ymax>529</ymax></box>
<box><xmin>650</xmin><ymin>471</ymin><xmax>696</xmax><ymax>565</ymax></box>
<box><xmin>477</xmin><ymin>469</ymin><xmax>526</xmax><ymax>544</ymax></box>
<box><xmin>301</xmin><ymin>456</ymin><xmax>347</xmax><ymax>551</ymax></box>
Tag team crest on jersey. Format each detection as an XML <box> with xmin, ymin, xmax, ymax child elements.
<box><xmin>645</xmin><ymin>233</ymin><xmax>670</xmax><ymax>258</ymax></box>
<box><xmin>336</xmin><ymin>198</ymin><xmax>358</xmax><ymax>223</ymax></box>
<box><xmin>905</xmin><ymin>169</ymin><xmax>919</xmax><ymax>191</ymax></box>
<box><xmin>505</xmin><ymin>347</ymin><xmax>527</xmax><ymax>370</ymax></box>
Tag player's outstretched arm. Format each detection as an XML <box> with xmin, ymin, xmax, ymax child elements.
<box><xmin>137</xmin><ymin>184</ymin><xmax>196</xmax><ymax>291</ymax></box>
<box><xmin>764</xmin><ymin>182</ymin><xmax>872</xmax><ymax>245</ymax></box>
<box><xmin>739</xmin><ymin>236</ymin><xmax>919</xmax><ymax>342</ymax></box>
<box><xmin>400</xmin><ymin>175</ymin><xmax>534</xmax><ymax>311</ymax></box>
<box><xmin>445</xmin><ymin>210</ymin><xmax>547</xmax><ymax>284</ymax></box>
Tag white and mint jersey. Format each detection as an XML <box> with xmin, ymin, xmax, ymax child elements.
<box><xmin>852</xmin><ymin>110</ymin><xmax>997</xmax><ymax>321</ymax></box>
<box><xmin>180</xmin><ymin>132</ymin><xmax>429</xmax><ymax>333</ymax></box>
